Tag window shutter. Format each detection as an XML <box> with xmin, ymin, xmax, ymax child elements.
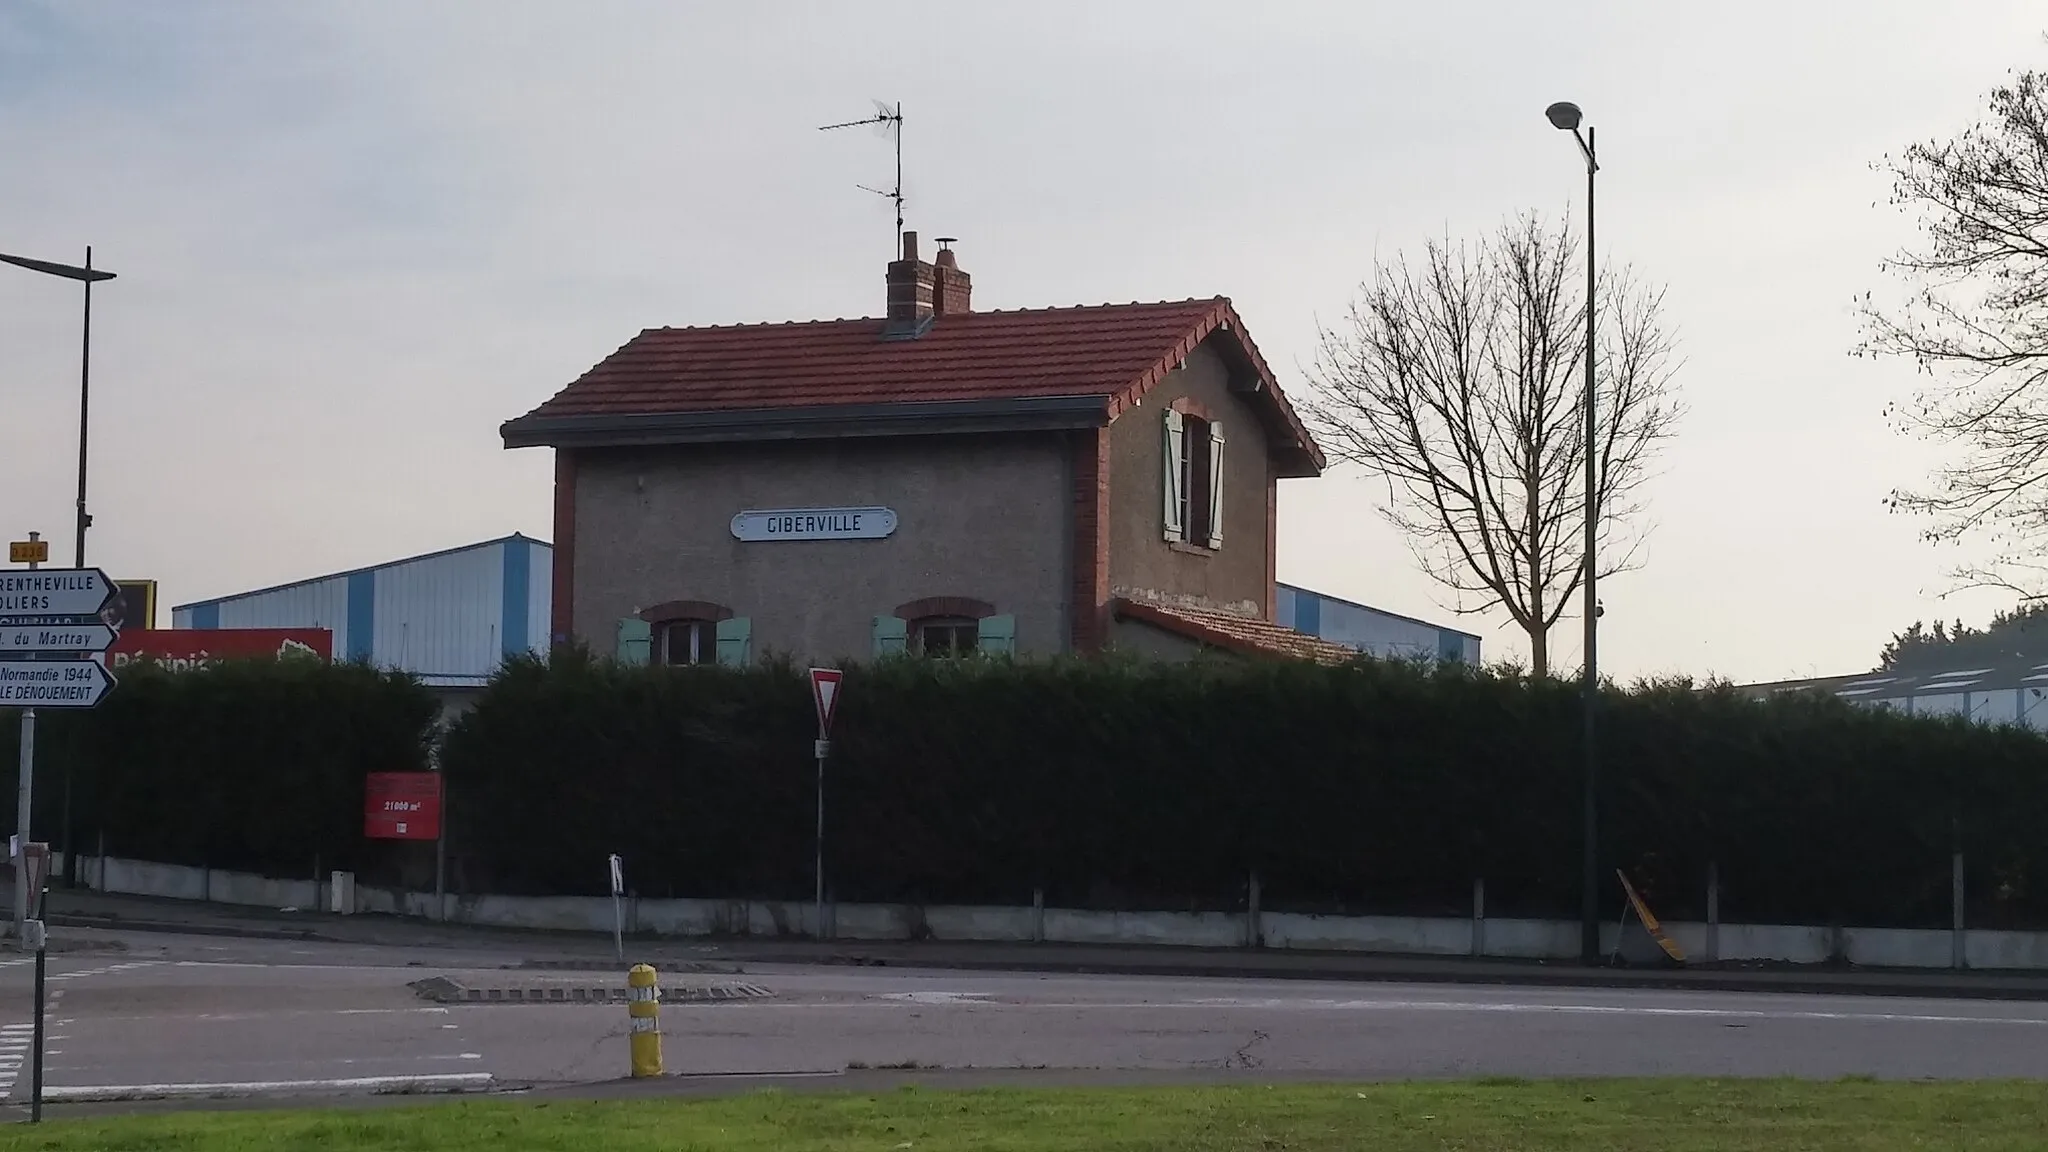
<box><xmin>616</xmin><ymin>618</ymin><xmax>651</xmax><ymax>666</ymax></box>
<box><xmin>1162</xmin><ymin>409</ymin><xmax>1185</xmax><ymax>542</ymax></box>
<box><xmin>872</xmin><ymin>615</ymin><xmax>908</xmax><ymax>658</ymax></box>
<box><xmin>1206</xmin><ymin>420</ymin><xmax>1226</xmax><ymax>549</ymax></box>
<box><xmin>979</xmin><ymin>614</ymin><xmax>1016</xmax><ymax>656</ymax></box>
<box><xmin>715</xmin><ymin>617</ymin><xmax>752</xmax><ymax>667</ymax></box>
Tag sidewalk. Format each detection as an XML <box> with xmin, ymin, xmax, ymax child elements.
<box><xmin>26</xmin><ymin>888</ymin><xmax>2048</xmax><ymax>1002</ymax></box>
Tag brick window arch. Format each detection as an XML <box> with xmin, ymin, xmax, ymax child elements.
<box><xmin>640</xmin><ymin>600</ymin><xmax>734</xmax><ymax>667</ymax></box>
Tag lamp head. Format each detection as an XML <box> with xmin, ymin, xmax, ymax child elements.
<box><xmin>1545</xmin><ymin>101</ymin><xmax>1584</xmax><ymax>131</ymax></box>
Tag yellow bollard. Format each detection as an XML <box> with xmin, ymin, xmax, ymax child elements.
<box><xmin>627</xmin><ymin>963</ymin><xmax>662</xmax><ymax>1078</ymax></box>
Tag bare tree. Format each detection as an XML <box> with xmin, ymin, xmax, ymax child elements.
<box><xmin>1303</xmin><ymin>214</ymin><xmax>1682</xmax><ymax>677</ymax></box>
<box><xmin>1860</xmin><ymin>62</ymin><xmax>2048</xmax><ymax>597</ymax></box>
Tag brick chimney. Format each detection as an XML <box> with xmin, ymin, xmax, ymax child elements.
<box><xmin>933</xmin><ymin>237</ymin><xmax>972</xmax><ymax>316</ymax></box>
<box><xmin>884</xmin><ymin>231</ymin><xmax>935</xmax><ymax>333</ymax></box>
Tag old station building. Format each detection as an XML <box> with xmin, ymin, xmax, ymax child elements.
<box><xmin>502</xmin><ymin>233</ymin><xmax>1357</xmax><ymax>666</ymax></box>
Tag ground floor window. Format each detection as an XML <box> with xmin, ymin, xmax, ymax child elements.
<box><xmin>914</xmin><ymin>617</ymin><xmax>980</xmax><ymax>657</ymax></box>
<box><xmin>657</xmin><ymin>619</ymin><xmax>716</xmax><ymax>666</ymax></box>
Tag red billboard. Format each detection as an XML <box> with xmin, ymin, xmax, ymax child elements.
<box><xmin>108</xmin><ymin>629</ymin><xmax>333</xmax><ymax>672</ymax></box>
<box><xmin>364</xmin><ymin>772</ymin><xmax>443</xmax><ymax>841</ymax></box>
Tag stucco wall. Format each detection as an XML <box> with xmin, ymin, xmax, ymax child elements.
<box><xmin>572</xmin><ymin>434</ymin><xmax>1071</xmax><ymax>661</ymax></box>
<box><xmin>1106</xmin><ymin>338</ymin><xmax>1274</xmax><ymax>616</ymax></box>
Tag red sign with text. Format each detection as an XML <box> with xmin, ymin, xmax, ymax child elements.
<box><xmin>364</xmin><ymin>773</ymin><xmax>443</xmax><ymax>841</ymax></box>
<box><xmin>108</xmin><ymin>629</ymin><xmax>333</xmax><ymax>672</ymax></box>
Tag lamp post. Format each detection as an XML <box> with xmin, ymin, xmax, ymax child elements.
<box><xmin>1</xmin><ymin>247</ymin><xmax>116</xmax><ymax>890</ymax></box>
<box><xmin>1543</xmin><ymin>101</ymin><xmax>1601</xmax><ymax>966</ymax></box>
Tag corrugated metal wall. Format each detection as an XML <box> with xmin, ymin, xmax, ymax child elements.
<box><xmin>171</xmin><ymin>536</ymin><xmax>553</xmax><ymax>685</ymax></box>
<box><xmin>1276</xmin><ymin>583</ymin><xmax>1482</xmax><ymax>664</ymax></box>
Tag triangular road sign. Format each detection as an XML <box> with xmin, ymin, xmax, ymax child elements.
<box><xmin>809</xmin><ymin>667</ymin><xmax>844</xmax><ymax>736</ymax></box>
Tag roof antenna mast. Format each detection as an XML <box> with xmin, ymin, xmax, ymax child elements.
<box><xmin>818</xmin><ymin>100</ymin><xmax>905</xmax><ymax>253</ymax></box>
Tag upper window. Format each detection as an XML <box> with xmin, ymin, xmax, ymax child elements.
<box><xmin>656</xmin><ymin>619</ymin><xmax>716</xmax><ymax>666</ymax></box>
<box><xmin>1163</xmin><ymin>408</ymin><xmax>1226</xmax><ymax>549</ymax></box>
<box><xmin>915</xmin><ymin>617</ymin><xmax>980</xmax><ymax>658</ymax></box>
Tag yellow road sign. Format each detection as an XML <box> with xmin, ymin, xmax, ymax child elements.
<box><xmin>8</xmin><ymin>540</ymin><xmax>48</xmax><ymax>565</ymax></box>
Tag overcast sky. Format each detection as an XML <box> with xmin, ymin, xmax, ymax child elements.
<box><xmin>1</xmin><ymin>1</ymin><xmax>2040</xmax><ymax>682</ymax></box>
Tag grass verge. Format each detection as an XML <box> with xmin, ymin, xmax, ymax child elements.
<box><xmin>3</xmin><ymin>1079</ymin><xmax>2047</xmax><ymax>1150</ymax></box>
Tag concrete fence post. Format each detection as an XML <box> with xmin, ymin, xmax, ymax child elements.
<box><xmin>1953</xmin><ymin>851</ymin><xmax>1967</xmax><ymax>970</ymax></box>
<box><xmin>1471</xmin><ymin>877</ymin><xmax>1486</xmax><ymax>958</ymax></box>
<box><xmin>1706</xmin><ymin>861</ymin><xmax>1720</xmax><ymax>964</ymax></box>
<box><xmin>1246</xmin><ymin>872</ymin><xmax>1262</xmax><ymax>949</ymax></box>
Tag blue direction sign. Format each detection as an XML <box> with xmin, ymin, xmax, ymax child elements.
<box><xmin>0</xmin><ymin>659</ymin><xmax>116</xmax><ymax>708</ymax></box>
<box><xmin>0</xmin><ymin>569</ymin><xmax>115</xmax><ymax>619</ymax></box>
<box><xmin>0</xmin><ymin>622</ymin><xmax>117</xmax><ymax>656</ymax></box>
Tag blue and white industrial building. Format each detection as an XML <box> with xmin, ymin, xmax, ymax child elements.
<box><xmin>171</xmin><ymin>534</ymin><xmax>552</xmax><ymax>699</ymax></box>
<box><xmin>1273</xmin><ymin>583</ymin><xmax>1482</xmax><ymax>664</ymax></box>
<box><xmin>1741</xmin><ymin>658</ymin><xmax>2048</xmax><ymax>733</ymax></box>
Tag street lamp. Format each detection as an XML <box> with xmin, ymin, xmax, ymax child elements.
<box><xmin>0</xmin><ymin>248</ymin><xmax>116</xmax><ymax>572</ymax></box>
<box><xmin>1</xmin><ymin>247</ymin><xmax>116</xmax><ymax>892</ymax></box>
<box><xmin>1544</xmin><ymin>101</ymin><xmax>1601</xmax><ymax>966</ymax></box>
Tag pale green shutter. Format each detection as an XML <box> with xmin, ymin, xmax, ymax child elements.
<box><xmin>873</xmin><ymin>615</ymin><xmax>908</xmax><ymax>657</ymax></box>
<box><xmin>616</xmin><ymin>618</ymin><xmax>651</xmax><ymax>666</ymax></box>
<box><xmin>1206</xmin><ymin>420</ymin><xmax>1226</xmax><ymax>549</ymax></box>
<box><xmin>1162</xmin><ymin>409</ymin><xmax>1185</xmax><ymax>541</ymax></box>
<box><xmin>715</xmin><ymin>617</ymin><xmax>752</xmax><ymax>667</ymax></box>
<box><xmin>979</xmin><ymin>614</ymin><xmax>1016</xmax><ymax>656</ymax></box>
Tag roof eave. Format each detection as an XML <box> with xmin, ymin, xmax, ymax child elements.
<box><xmin>502</xmin><ymin>395</ymin><xmax>1114</xmax><ymax>450</ymax></box>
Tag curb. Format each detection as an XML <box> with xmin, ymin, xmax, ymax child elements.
<box><xmin>510</xmin><ymin>959</ymin><xmax>741</xmax><ymax>974</ymax></box>
<box><xmin>409</xmin><ymin>976</ymin><xmax>773</xmax><ymax>1005</ymax></box>
<box><xmin>718</xmin><ymin>949</ymin><xmax>2048</xmax><ymax>1004</ymax></box>
<box><xmin>44</xmin><ymin>908</ymin><xmax>2048</xmax><ymax>1003</ymax></box>
<box><xmin>46</xmin><ymin>913</ymin><xmax>328</xmax><ymax>942</ymax></box>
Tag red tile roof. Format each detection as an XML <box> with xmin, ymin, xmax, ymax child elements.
<box><xmin>504</xmin><ymin>298</ymin><xmax>1323</xmax><ymax>470</ymax></box>
<box><xmin>1113</xmin><ymin>598</ymin><xmax>1360</xmax><ymax>665</ymax></box>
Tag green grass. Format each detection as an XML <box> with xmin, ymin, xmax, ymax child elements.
<box><xmin>4</xmin><ymin>1080</ymin><xmax>2048</xmax><ymax>1150</ymax></box>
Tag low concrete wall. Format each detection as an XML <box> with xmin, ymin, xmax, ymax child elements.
<box><xmin>73</xmin><ymin>854</ymin><xmax>2038</xmax><ymax>971</ymax></box>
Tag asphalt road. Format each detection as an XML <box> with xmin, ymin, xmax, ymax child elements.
<box><xmin>4</xmin><ymin>928</ymin><xmax>2048</xmax><ymax>1112</ymax></box>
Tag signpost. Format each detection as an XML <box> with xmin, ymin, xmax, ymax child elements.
<box><xmin>0</xmin><ymin>623</ymin><xmax>116</xmax><ymax>656</ymax></box>
<box><xmin>808</xmin><ymin>668</ymin><xmax>843</xmax><ymax>937</ymax></box>
<box><xmin>362</xmin><ymin>772</ymin><xmax>443</xmax><ymax>841</ymax></box>
<box><xmin>1</xmin><ymin>547</ymin><xmax>119</xmax><ymax>1125</ymax></box>
<box><xmin>608</xmin><ymin>854</ymin><xmax>626</xmax><ymax>963</ymax></box>
<box><xmin>0</xmin><ymin>565</ymin><xmax>115</xmax><ymax>620</ymax></box>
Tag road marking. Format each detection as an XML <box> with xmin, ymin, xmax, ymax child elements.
<box><xmin>42</xmin><ymin>1073</ymin><xmax>495</xmax><ymax>1102</ymax></box>
<box><xmin>47</xmin><ymin>960</ymin><xmax>163</xmax><ymax>983</ymax></box>
<box><xmin>880</xmin><ymin>991</ymin><xmax>995</xmax><ymax>1004</ymax></box>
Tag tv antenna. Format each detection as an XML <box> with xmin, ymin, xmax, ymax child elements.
<box><xmin>819</xmin><ymin>100</ymin><xmax>905</xmax><ymax>243</ymax></box>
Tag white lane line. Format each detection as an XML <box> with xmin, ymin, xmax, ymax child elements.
<box><xmin>44</xmin><ymin>1073</ymin><xmax>495</xmax><ymax>1102</ymax></box>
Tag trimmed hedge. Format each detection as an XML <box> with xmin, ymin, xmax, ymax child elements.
<box><xmin>0</xmin><ymin>658</ymin><xmax>437</xmax><ymax>879</ymax></box>
<box><xmin>441</xmin><ymin>651</ymin><xmax>2048</xmax><ymax>930</ymax></box>
<box><xmin>12</xmin><ymin>649</ymin><xmax>2045</xmax><ymax>930</ymax></box>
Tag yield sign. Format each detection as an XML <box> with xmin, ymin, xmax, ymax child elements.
<box><xmin>809</xmin><ymin>667</ymin><xmax>844</xmax><ymax>736</ymax></box>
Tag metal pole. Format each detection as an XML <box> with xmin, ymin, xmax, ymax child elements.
<box><xmin>1578</xmin><ymin>126</ymin><xmax>1601</xmax><ymax>966</ymax></box>
<box><xmin>16</xmin><ymin>539</ymin><xmax>36</xmax><ymax>938</ymax></box>
<box><xmin>14</xmin><ymin>710</ymin><xmax>31</xmax><ymax>950</ymax></box>
<box><xmin>61</xmin><ymin>248</ymin><xmax>92</xmax><ymax>890</ymax></box>
<box><xmin>74</xmin><ymin>246</ymin><xmax>93</xmax><ymax>570</ymax></box>
<box><xmin>813</xmin><ymin>749</ymin><xmax>826</xmax><ymax>936</ymax></box>
<box><xmin>434</xmin><ymin>775</ymin><xmax>447</xmax><ymax>923</ymax></box>
<box><xmin>29</xmin><ymin>939</ymin><xmax>44</xmax><ymax>1122</ymax></box>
